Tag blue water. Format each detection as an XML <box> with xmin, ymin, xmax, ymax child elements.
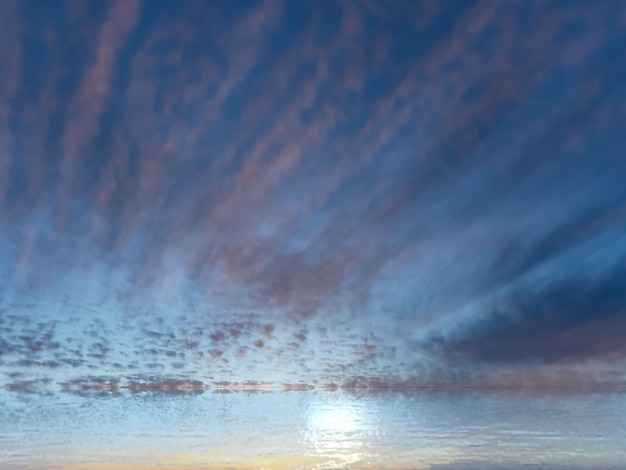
<box><xmin>1</xmin><ymin>389</ymin><xmax>625</xmax><ymax>469</ymax></box>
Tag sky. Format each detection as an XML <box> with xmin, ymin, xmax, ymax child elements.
<box><xmin>1</xmin><ymin>0</ymin><xmax>626</xmax><ymax>395</ymax></box>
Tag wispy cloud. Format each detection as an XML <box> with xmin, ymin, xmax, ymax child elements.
<box><xmin>426</xmin><ymin>260</ymin><xmax>626</xmax><ymax>367</ymax></box>
<box><xmin>1</xmin><ymin>0</ymin><xmax>626</xmax><ymax>390</ymax></box>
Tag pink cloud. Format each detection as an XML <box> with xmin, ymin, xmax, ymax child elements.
<box><xmin>62</xmin><ymin>0</ymin><xmax>142</xmax><ymax>182</ymax></box>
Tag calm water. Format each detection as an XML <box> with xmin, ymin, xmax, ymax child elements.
<box><xmin>1</xmin><ymin>390</ymin><xmax>625</xmax><ymax>469</ymax></box>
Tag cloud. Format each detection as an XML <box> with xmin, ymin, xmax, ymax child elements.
<box><xmin>262</xmin><ymin>323</ymin><xmax>275</xmax><ymax>339</ymax></box>
<box><xmin>61</xmin><ymin>0</ymin><xmax>142</xmax><ymax>181</ymax></box>
<box><xmin>209</xmin><ymin>331</ymin><xmax>226</xmax><ymax>343</ymax></box>
<box><xmin>5</xmin><ymin>378</ymin><xmax>53</xmax><ymax>394</ymax></box>
<box><xmin>1</xmin><ymin>0</ymin><xmax>625</xmax><ymax>389</ymax></box>
<box><xmin>0</xmin><ymin>0</ymin><xmax>21</xmax><ymax>203</ymax></box>
<box><xmin>60</xmin><ymin>376</ymin><xmax>121</xmax><ymax>396</ymax></box>
<box><xmin>426</xmin><ymin>260</ymin><xmax>626</xmax><ymax>367</ymax></box>
<box><xmin>487</xmin><ymin>199</ymin><xmax>626</xmax><ymax>289</ymax></box>
<box><xmin>126</xmin><ymin>377</ymin><xmax>204</xmax><ymax>394</ymax></box>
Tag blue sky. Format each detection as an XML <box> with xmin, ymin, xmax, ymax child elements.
<box><xmin>1</xmin><ymin>0</ymin><xmax>626</xmax><ymax>393</ymax></box>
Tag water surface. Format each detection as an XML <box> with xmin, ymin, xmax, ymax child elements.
<box><xmin>1</xmin><ymin>390</ymin><xmax>625</xmax><ymax>469</ymax></box>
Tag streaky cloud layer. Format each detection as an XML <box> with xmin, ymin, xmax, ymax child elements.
<box><xmin>1</xmin><ymin>0</ymin><xmax>626</xmax><ymax>391</ymax></box>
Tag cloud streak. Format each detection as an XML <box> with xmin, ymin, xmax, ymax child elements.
<box><xmin>425</xmin><ymin>260</ymin><xmax>626</xmax><ymax>368</ymax></box>
<box><xmin>1</xmin><ymin>0</ymin><xmax>626</xmax><ymax>390</ymax></box>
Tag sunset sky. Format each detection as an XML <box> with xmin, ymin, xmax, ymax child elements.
<box><xmin>1</xmin><ymin>0</ymin><xmax>626</xmax><ymax>397</ymax></box>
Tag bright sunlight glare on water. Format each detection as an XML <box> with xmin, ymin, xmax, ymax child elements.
<box><xmin>1</xmin><ymin>389</ymin><xmax>625</xmax><ymax>469</ymax></box>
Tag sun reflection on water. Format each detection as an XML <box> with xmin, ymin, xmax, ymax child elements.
<box><xmin>2</xmin><ymin>391</ymin><xmax>626</xmax><ymax>469</ymax></box>
<box><xmin>303</xmin><ymin>396</ymin><xmax>376</xmax><ymax>468</ymax></box>
<box><xmin>310</xmin><ymin>403</ymin><xmax>360</xmax><ymax>433</ymax></box>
